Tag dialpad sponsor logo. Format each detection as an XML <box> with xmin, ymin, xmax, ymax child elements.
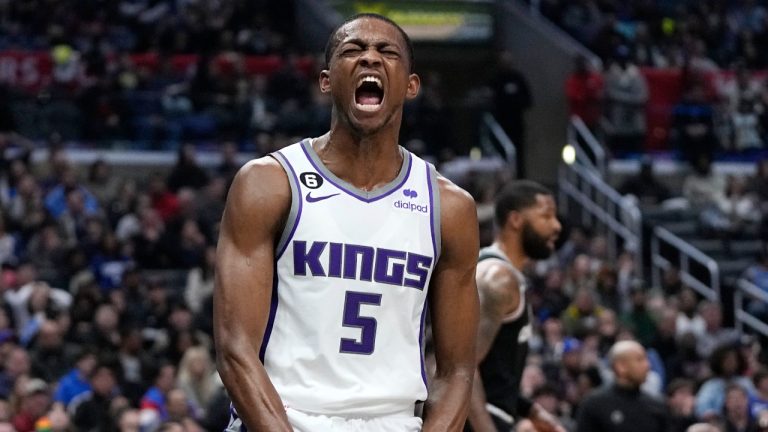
<box><xmin>393</xmin><ymin>200</ymin><xmax>429</xmax><ymax>213</ymax></box>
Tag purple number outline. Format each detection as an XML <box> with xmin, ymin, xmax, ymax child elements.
<box><xmin>340</xmin><ymin>291</ymin><xmax>382</xmax><ymax>355</ymax></box>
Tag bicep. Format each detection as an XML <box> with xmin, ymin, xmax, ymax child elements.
<box><xmin>214</xmin><ymin>159</ymin><xmax>290</xmax><ymax>354</ymax></box>
<box><xmin>475</xmin><ymin>267</ymin><xmax>518</xmax><ymax>362</ymax></box>
<box><xmin>429</xmin><ymin>183</ymin><xmax>480</xmax><ymax>372</ymax></box>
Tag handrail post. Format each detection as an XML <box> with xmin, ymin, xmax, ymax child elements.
<box><xmin>651</xmin><ymin>232</ymin><xmax>660</xmax><ymax>290</ymax></box>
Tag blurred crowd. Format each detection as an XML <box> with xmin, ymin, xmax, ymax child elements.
<box><xmin>0</xmin><ymin>0</ymin><xmax>291</xmax><ymax>55</ymax></box>
<box><xmin>541</xmin><ymin>0</ymin><xmax>767</xmax><ymax>69</ymax></box>
<box><xmin>557</xmin><ymin>0</ymin><xmax>768</xmax><ymax>160</ymax></box>
<box><xmin>519</xmin><ymin>225</ymin><xmax>768</xmax><ymax>432</ymax></box>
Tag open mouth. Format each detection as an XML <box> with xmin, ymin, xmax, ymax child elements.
<box><xmin>355</xmin><ymin>76</ymin><xmax>384</xmax><ymax>111</ymax></box>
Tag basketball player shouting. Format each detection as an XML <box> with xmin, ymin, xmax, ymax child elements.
<box><xmin>214</xmin><ymin>14</ymin><xmax>480</xmax><ymax>432</ymax></box>
<box><xmin>468</xmin><ymin>181</ymin><xmax>565</xmax><ymax>432</ymax></box>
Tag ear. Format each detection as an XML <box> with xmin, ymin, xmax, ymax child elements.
<box><xmin>406</xmin><ymin>73</ymin><xmax>421</xmax><ymax>100</ymax></box>
<box><xmin>319</xmin><ymin>70</ymin><xmax>331</xmax><ymax>93</ymax></box>
<box><xmin>506</xmin><ymin>211</ymin><xmax>523</xmax><ymax>231</ymax></box>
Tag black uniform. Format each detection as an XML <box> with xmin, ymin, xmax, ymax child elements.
<box><xmin>576</xmin><ymin>384</ymin><xmax>669</xmax><ymax>432</ymax></box>
<box><xmin>471</xmin><ymin>246</ymin><xmax>533</xmax><ymax>431</ymax></box>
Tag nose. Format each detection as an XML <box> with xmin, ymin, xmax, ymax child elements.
<box><xmin>359</xmin><ymin>48</ymin><xmax>382</xmax><ymax>68</ymax></box>
<box><xmin>553</xmin><ymin>218</ymin><xmax>562</xmax><ymax>236</ymax></box>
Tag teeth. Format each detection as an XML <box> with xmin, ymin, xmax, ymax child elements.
<box><xmin>358</xmin><ymin>76</ymin><xmax>382</xmax><ymax>89</ymax></box>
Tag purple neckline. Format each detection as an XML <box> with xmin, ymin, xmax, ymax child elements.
<box><xmin>300</xmin><ymin>140</ymin><xmax>412</xmax><ymax>203</ymax></box>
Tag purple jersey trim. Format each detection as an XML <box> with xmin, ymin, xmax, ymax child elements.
<box><xmin>228</xmin><ymin>403</ymin><xmax>248</xmax><ymax>431</ymax></box>
<box><xmin>272</xmin><ymin>151</ymin><xmax>303</xmax><ymax>260</ymax></box>
<box><xmin>258</xmin><ymin>263</ymin><xmax>279</xmax><ymax>364</ymax></box>
<box><xmin>426</xmin><ymin>164</ymin><xmax>439</xmax><ymax>259</ymax></box>
<box><xmin>300</xmin><ymin>139</ymin><xmax>413</xmax><ymax>203</ymax></box>
<box><xmin>418</xmin><ymin>300</ymin><xmax>429</xmax><ymax>389</ymax></box>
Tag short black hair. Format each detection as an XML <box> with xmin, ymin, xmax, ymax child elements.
<box><xmin>324</xmin><ymin>13</ymin><xmax>415</xmax><ymax>73</ymax></box>
<box><xmin>494</xmin><ymin>180</ymin><xmax>553</xmax><ymax>227</ymax></box>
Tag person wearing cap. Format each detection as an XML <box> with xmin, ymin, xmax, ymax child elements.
<box><xmin>11</xmin><ymin>378</ymin><xmax>51</xmax><ymax>432</ymax></box>
<box><xmin>576</xmin><ymin>340</ymin><xmax>669</xmax><ymax>432</ymax></box>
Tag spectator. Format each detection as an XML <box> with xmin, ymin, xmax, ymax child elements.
<box><xmin>620</xmin><ymin>281</ymin><xmax>657</xmax><ymax>346</ymax></box>
<box><xmin>140</xmin><ymin>362</ymin><xmax>176</xmax><ymax>423</ymax></box>
<box><xmin>165</xmin><ymin>144</ymin><xmax>210</xmax><ymax>193</ymax></box>
<box><xmin>70</xmin><ymin>361</ymin><xmax>120</xmax><ymax>432</ymax></box>
<box><xmin>11</xmin><ymin>378</ymin><xmax>50</xmax><ymax>432</ymax></box>
<box><xmin>115</xmin><ymin>407</ymin><xmax>141</xmax><ymax>432</ymax></box>
<box><xmin>696</xmin><ymin>302</ymin><xmax>741</xmax><ymax>360</ymax></box>
<box><xmin>117</xmin><ymin>326</ymin><xmax>148</xmax><ymax>406</ymax></box>
<box><xmin>176</xmin><ymin>346</ymin><xmax>220</xmax><ymax>418</ymax></box>
<box><xmin>687</xmin><ymin>424</ymin><xmax>721</xmax><ymax>432</ymax></box>
<box><xmin>667</xmin><ymin>379</ymin><xmax>698</xmax><ymax>432</ymax></box>
<box><xmin>619</xmin><ymin>157</ymin><xmax>671</xmax><ymax>206</ymax></box>
<box><xmin>0</xmin><ymin>347</ymin><xmax>30</xmax><ymax>399</ymax></box>
<box><xmin>53</xmin><ymin>348</ymin><xmax>96</xmax><ymax>408</ymax></box>
<box><xmin>602</xmin><ymin>47</ymin><xmax>649</xmax><ymax>155</ymax></box>
<box><xmin>746</xmin><ymin>159</ymin><xmax>768</xmax><ymax>202</ymax></box>
<box><xmin>750</xmin><ymin>369</ymin><xmax>768</xmax><ymax>420</ymax></box>
<box><xmin>561</xmin><ymin>287</ymin><xmax>605</xmax><ymax>338</ymax></box>
<box><xmin>731</xmin><ymin>98</ymin><xmax>763</xmax><ymax>152</ymax></box>
<box><xmin>695</xmin><ymin>345</ymin><xmax>754</xmax><ymax>420</ymax></box>
<box><xmin>576</xmin><ymin>340</ymin><xmax>669</xmax><ymax>432</ymax></box>
<box><xmin>566</xmin><ymin>55</ymin><xmax>604</xmax><ymax>130</ymax></box>
<box><xmin>43</xmin><ymin>166</ymin><xmax>100</xmax><ymax>220</ymax></box>
<box><xmin>718</xmin><ymin>176</ymin><xmax>761</xmax><ymax>234</ymax></box>
<box><xmin>165</xmin><ymin>388</ymin><xmax>198</xmax><ymax>423</ymax></box>
<box><xmin>489</xmin><ymin>51</ymin><xmax>532</xmax><ymax>177</ymax></box>
<box><xmin>682</xmin><ymin>155</ymin><xmax>727</xmax><ymax>210</ymax></box>
<box><xmin>670</xmin><ymin>83</ymin><xmax>719</xmax><ymax>164</ymax></box>
<box><xmin>723</xmin><ymin>383</ymin><xmax>758</xmax><ymax>432</ymax></box>
<box><xmin>85</xmin><ymin>159</ymin><xmax>121</xmax><ymax>206</ymax></box>
<box><xmin>28</xmin><ymin>320</ymin><xmax>77</xmax><ymax>383</ymax></box>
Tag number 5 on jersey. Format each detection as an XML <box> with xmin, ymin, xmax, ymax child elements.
<box><xmin>340</xmin><ymin>291</ymin><xmax>381</xmax><ymax>355</ymax></box>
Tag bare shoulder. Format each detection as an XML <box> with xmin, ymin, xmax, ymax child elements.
<box><xmin>224</xmin><ymin>156</ymin><xmax>291</xmax><ymax>235</ymax></box>
<box><xmin>435</xmin><ymin>175</ymin><xmax>477</xmax><ymax>229</ymax></box>
<box><xmin>476</xmin><ymin>259</ymin><xmax>519</xmax><ymax>305</ymax></box>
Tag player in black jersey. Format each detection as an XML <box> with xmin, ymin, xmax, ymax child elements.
<box><xmin>467</xmin><ymin>181</ymin><xmax>565</xmax><ymax>432</ymax></box>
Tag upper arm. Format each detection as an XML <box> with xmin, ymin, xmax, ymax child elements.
<box><xmin>214</xmin><ymin>156</ymin><xmax>291</xmax><ymax>357</ymax></box>
<box><xmin>428</xmin><ymin>177</ymin><xmax>480</xmax><ymax>373</ymax></box>
<box><xmin>475</xmin><ymin>263</ymin><xmax>519</xmax><ymax>362</ymax></box>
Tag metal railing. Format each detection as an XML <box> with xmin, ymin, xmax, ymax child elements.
<box><xmin>558</xmin><ymin>161</ymin><xmax>643</xmax><ymax>278</ymax></box>
<box><xmin>479</xmin><ymin>112</ymin><xmax>517</xmax><ymax>178</ymax></box>
<box><xmin>735</xmin><ymin>278</ymin><xmax>768</xmax><ymax>337</ymax></box>
<box><xmin>650</xmin><ymin>226</ymin><xmax>720</xmax><ymax>300</ymax></box>
<box><xmin>567</xmin><ymin>115</ymin><xmax>606</xmax><ymax>177</ymax></box>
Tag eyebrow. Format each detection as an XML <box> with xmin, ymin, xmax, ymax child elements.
<box><xmin>340</xmin><ymin>38</ymin><xmax>401</xmax><ymax>51</ymax></box>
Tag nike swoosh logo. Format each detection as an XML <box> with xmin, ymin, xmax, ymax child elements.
<box><xmin>306</xmin><ymin>192</ymin><xmax>340</xmax><ymax>203</ymax></box>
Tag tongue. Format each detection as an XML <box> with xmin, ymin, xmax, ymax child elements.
<box><xmin>356</xmin><ymin>90</ymin><xmax>382</xmax><ymax>105</ymax></box>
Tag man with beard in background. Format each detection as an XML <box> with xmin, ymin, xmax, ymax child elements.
<box><xmin>467</xmin><ymin>180</ymin><xmax>565</xmax><ymax>432</ymax></box>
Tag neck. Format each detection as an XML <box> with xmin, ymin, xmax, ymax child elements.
<box><xmin>614</xmin><ymin>378</ymin><xmax>640</xmax><ymax>391</ymax></box>
<box><xmin>315</xmin><ymin>124</ymin><xmax>403</xmax><ymax>191</ymax></box>
<box><xmin>493</xmin><ymin>236</ymin><xmax>528</xmax><ymax>270</ymax></box>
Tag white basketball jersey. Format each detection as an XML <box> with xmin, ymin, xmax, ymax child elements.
<box><xmin>262</xmin><ymin>139</ymin><xmax>441</xmax><ymax>416</ymax></box>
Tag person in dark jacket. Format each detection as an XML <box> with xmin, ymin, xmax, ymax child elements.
<box><xmin>576</xmin><ymin>340</ymin><xmax>669</xmax><ymax>432</ymax></box>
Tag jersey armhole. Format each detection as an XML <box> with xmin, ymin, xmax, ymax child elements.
<box><xmin>271</xmin><ymin>151</ymin><xmax>302</xmax><ymax>259</ymax></box>
<box><xmin>427</xmin><ymin>162</ymin><xmax>441</xmax><ymax>260</ymax></box>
